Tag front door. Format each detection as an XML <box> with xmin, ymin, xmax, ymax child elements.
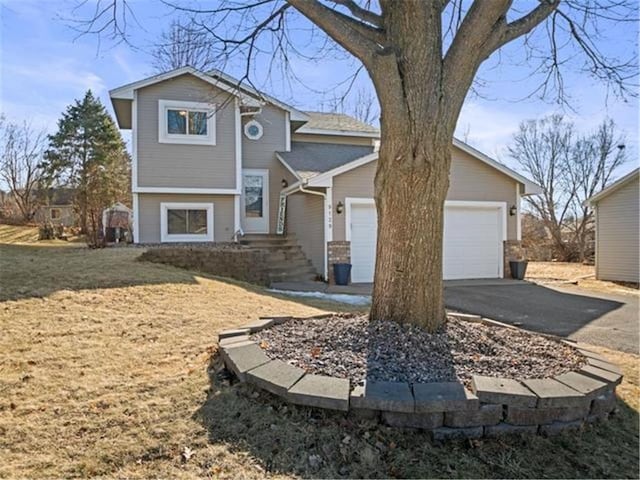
<box><xmin>241</xmin><ymin>169</ymin><xmax>269</xmax><ymax>233</ymax></box>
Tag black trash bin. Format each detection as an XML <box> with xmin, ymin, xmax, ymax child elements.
<box><xmin>509</xmin><ymin>260</ymin><xmax>528</xmax><ymax>280</ymax></box>
<box><xmin>333</xmin><ymin>263</ymin><xmax>352</xmax><ymax>286</ymax></box>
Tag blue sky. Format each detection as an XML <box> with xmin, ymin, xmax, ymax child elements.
<box><xmin>1</xmin><ymin>0</ymin><xmax>638</xmax><ymax>176</ymax></box>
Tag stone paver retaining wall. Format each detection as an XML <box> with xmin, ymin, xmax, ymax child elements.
<box><xmin>139</xmin><ymin>246</ymin><xmax>270</xmax><ymax>285</ymax></box>
<box><xmin>218</xmin><ymin>314</ymin><xmax>622</xmax><ymax>441</ymax></box>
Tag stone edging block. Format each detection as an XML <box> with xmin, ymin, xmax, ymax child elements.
<box><xmin>287</xmin><ymin>374</ymin><xmax>350</xmax><ymax>411</ymax></box>
<box><xmin>414</xmin><ymin>382</ymin><xmax>479</xmax><ymax>413</ymax></box>
<box><xmin>472</xmin><ymin>376</ymin><xmax>537</xmax><ymax>407</ymax></box>
<box><xmin>216</xmin><ymin>316</ymin><xmax>624</xmax><ymax>441</ymax></box>
<box><xmin>350</xmin><ymin>381</ymin><xmax>414</xmax><ymax>413</ymax></box>
<box><xmin>522</xmin><ymin>378</ymin><xmax>590</xmax><ymax>409</ymax></box>
<box><xmin>245</xmin><ymin>359</ymin><xmax>306</xmax><ymax>397</ymax></box>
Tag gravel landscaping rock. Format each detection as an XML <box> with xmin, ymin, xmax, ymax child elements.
<box><xmin>251</xmin><ymin>314</ymin><xmax>586</xmax><ymax>389</ymax></box>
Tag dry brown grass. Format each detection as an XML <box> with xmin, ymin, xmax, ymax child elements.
<box><xmin>0</xmin><ymin>228</ymin><xmax>638</xmax><ymax>479</ymax></box>
<box><xmin>527</xmin><ymin>262</ymin><xmax>638</xmax><ymax>296</ymax></box>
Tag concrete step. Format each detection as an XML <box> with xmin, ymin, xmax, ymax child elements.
<box><xmin>268</xmin><ymin>267</ymin><xmax>318</xmax><ymax>282</ymax></box>
<box><xmin>267</xmin><ymin>263</ymin><xmax>316</xmax><ymax>275</ymax></box>
<box><xmin>242</xmin><ymin>233</ymin><xmax>295</xmax><ymax>241</ymax></box>
<box><xmin>245</xmin><ymin>243</ymin><xmax>303</xmax><ymax>250</ymax></box>
<box><xmin>264</xmin><ymin>251</ymin><xmax>309</xmax><ymax>263</ymax></box>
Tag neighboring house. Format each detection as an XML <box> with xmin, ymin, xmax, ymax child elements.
<box><xmin>586</xmin><ymin>168</ymin><xmax>639</xmax><ymax>283</ymax></box>
<box><xmin>34</xmin><ymin>188</ymin><xmax>76</xmax><ymax>227</ymax></box>
<box><xmin>109</xmin><ymin>66</ymin><xmax>541</xmax><ymax>283</ymax></box>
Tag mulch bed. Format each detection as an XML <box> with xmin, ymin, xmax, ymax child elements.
<box><xmin>251</xmin><ymin>314</ymin><xmax>586</xmax><ymax>388</ymax></box>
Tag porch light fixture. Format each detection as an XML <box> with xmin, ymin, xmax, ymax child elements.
<box><xmin>281</xmin><ymin>179</ymin><xmax>288</xmax><ymax>188</ymax></box>
<box><xmin>336</xmin><ymin>201</ymin><xmax>344</xmax><ymax>214</ymax></box>
<box><xmin>509</xmin><ymin>205</ymin><xmax>517</xmax><ymax>216</ymax></box>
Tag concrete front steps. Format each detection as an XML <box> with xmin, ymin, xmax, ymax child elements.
<box><xmin>239</xmin><ymin>233</ymin><xmax>318</xmax><ymax>284</ymax></box>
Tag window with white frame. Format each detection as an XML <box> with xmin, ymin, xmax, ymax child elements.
<box><xmin>160</xmin><ymin>202</ymin><xmax>214</xmax><ymax>242</ymax></box>
<box><xmin>158</xmin><ymin>100</ymin><xmax>216</xmax><ymax>145</ymax></box>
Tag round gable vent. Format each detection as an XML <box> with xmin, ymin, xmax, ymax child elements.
<box><xmin>244</xmin><ymin>120</ymin><xmax>264</xmax><ymax>140</ymax></box>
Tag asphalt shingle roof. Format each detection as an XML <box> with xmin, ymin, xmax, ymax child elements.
<box><xmin>278</xmin><ymin>142</ymin><xmax>375</xmax><ymax>179</ymax></box>
<box><xmin>301</xmin><ymin>111</ymin><xmax>379</xmax><ymax>135</ymax></box>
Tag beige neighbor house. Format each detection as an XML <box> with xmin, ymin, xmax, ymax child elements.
<box><xmin>110</xmin><ymin>66</ymin><xmax>541</xmax><ymax>284</ymax></box>
<box><xmin>586</xmin><ymin>168</ymin><xmax>639</xmax><ymax>283</ymax></box>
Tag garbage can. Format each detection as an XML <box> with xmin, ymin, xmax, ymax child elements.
<box><xmin>333</xmin><ymin>263</ymin><xmax>352</xmax><ymax>286</ymax></box>
<box><xmin>509</xmin><ymin>260</ymin><xmax>528</xmax><ymax>280</ymax></box>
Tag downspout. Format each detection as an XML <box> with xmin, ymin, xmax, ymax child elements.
<box><xmin>280</xmin><ymin>180</ymin><xmax>329</xmax><ymax>281</ymax></box>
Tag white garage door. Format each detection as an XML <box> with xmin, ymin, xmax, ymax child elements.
<box><xmin>349</xmin><ymin>202</ymin><xmax>377</xmax><ymax>283</ymax></box>
<box><xmin>348</xmin><ymin>201</ymin><xmax>503</xmax><ymax>282</ymax></box>
<box><xmin>443</xmin><ymin>205</ymin><xmax>503</xmax><ymax>280</ymax></box>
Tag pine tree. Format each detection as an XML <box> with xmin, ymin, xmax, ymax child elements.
<box><xmin>43</xmin><ymin>90</ymin><xmax>130</xmax><ymax>246</ymax></box>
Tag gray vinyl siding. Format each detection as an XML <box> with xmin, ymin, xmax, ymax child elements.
<box><xmin>595</xmin><ymin>178</ymin><xmax>639</xmax><ymax>282</ymax></box>
<box><xmin>292</xmin><ymin>133</ymin><xmax>375</xmax><ymax>146</ymax></box>
<box><xmin>241</xmin><ymin>104</ymin><xmax>296</xmax><ymax>232</ymax></box>
<box><xmin>331</xmin><ymin>145</ymin><xmax>519</xmax><ymax>241</ymax></box>
<box><xmin>136</xmin><ymin>74</ymin><xmax>237</xmax><ymax>189</ymax></box>
<box><xmin>286</xmin><ymin>191</ymin><xmax>325</xmax><ymax>274</ymax></box>
<box><xmin>447</xmin><ymin>147</ymin><xmax>518</xmax><ymax>239</ymax></box>
<box><xmin>137</xmin><ymin>193</ymin><xmax>235</xmax><ymax>243</ymax></box>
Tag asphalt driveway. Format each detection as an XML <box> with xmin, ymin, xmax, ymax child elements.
<box><xmin>445</xmin><ymin>282</ymin><xmax>639</xmax><ymax>353</ymax></box>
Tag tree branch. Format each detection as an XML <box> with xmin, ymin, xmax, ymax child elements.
<box><xmin>286</xmin><ymin>0</ymin><xmax>383</xmax><ymax>63</ymax></box>
<box><xmin>332</xmin><ymin>0</ymin><xmax>382</xmax><ymax>27</ymax></box>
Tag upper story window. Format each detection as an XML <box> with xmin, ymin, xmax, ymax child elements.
<box><xmin>158</xmin><ymin>99</ymin><xmax>216</xmax><ymax>145</ymax></box>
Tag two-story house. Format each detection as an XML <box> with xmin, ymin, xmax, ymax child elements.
<box><xmin>110</xmin><ymin>66</ymin><xmax>540</xmax><ymax>284</ymax></box>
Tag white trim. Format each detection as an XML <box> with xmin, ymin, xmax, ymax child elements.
<box><xmin>275</xmin><ymin>153</ymin><xmax>302</xmax><ymax>181</ymax></box>
<box><xmin>324</xmin><ymin>181</ymin><xmax>333</xmax><ymax>281</ymax></box>
<box><xmin>285</xmin><ymin>111</ymin><xmax>291</xmax><ymax>151</ymax></box>
<box><xmin>132</xmin><ymin>193</ymin><xmax>140</xmax><ymax>243</ymax></box>
<box><xmin>134</xmin><ymin>187</ymin><xmax>239</xmax><ymax>194</ymax></box>
<box><xmin>585</xmin><ymin>168</ymin><xmax>639</xmax><ymax>205</ymax></box>
<box><xmin>241</xmin><ymin>168</ymin><xmax>270</xmax><ymax>234</ymax></box>
<box><xmin>452</xmin><ymin>138</ymin><xmax>542</xmax><ymax>195</ymax></box>
<box><xmin>109</xmin><ymin>66</ymin><xmax>259</xmax><ymax>106</ymax></box>
<box><xmin>344</xmin><ymin>197</ymin><xmax>376</xmax><ymax>242</ymax></box>
<box><xmin>158</xmin><ymin>99</ymin><xmax>216</xmax><ymax>145</ymax></box>
<box><xmin>235</xmin><ymin>98</ymin><xmax>242</xmax><ymax>190</ymax></box>
<box><xmin>243</xmin><ymin>119</ymin><xmax>264</xmax><ymax>140</ymax></box>
<box><xmin>131</xmin><ymin>90</ymin><xmax>138</xmax><ymax>190</ymax></box>
<box><xmin>234</xmin><ymin>195</ymin><xmax>241</xmax><ymax>234</ymax></box>
<box><xmin>307</xmin><ymin>153</ymin><xmax>378</xmax><ymax>187</ymax></box>
<box><xmin>516</xmin><ymin>183</ymin><xmax>522</xmax><ymax>241</ymax></box>
<box><xmin>160</xmin><ymin>202</ymin><xmax>214</xmax><ymax>242</ymax></box>
<box><xmin>296</xmin><ymin>126</ymin><xmax>380</xmax><ymax>138</ymax></box>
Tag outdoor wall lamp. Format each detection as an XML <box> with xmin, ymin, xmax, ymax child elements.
<box><xmin>336</xmin><ymin>201</ymin><xmax>344</xmax><ymax>214</ymax></box>
<box><xmin>509</xmin><ymin>205</ymin><xmax>517</xmax><ymax>216</ymax></box>
<box><xmin>281</xmin><ymin>179</ymin><xmax>288</xmax><ymax>188</ymax></box>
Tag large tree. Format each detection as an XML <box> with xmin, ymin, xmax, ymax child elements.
<box><xmin>77</xmin><ymin>1</ymin><xmax>636</xmax><ymax>331</ymax></box>
<box><xmin>0</xmin><ymin>117</ymin><xmax>47</xmax><ymax>222</ymax></box>
<box><xmin>43</xmin><ymin>91</ymin><xmax>130</xmax><ymax>244</ymax></box>
<box><xmin>510</xmin><ymin>115</ymin><xmax>627</xmax><ymax>262</ymax></box>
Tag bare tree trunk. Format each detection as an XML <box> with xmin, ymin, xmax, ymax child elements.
<box><xmin>370</xmin><ymin>132</ymin><xmax>452</xmax><ymax>329</ymax></box>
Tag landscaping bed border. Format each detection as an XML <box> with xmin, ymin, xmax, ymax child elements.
<box><xmin>218</xmin><ymin>313</ymin><xmax>622</xmax><ymax>440</ymax></box>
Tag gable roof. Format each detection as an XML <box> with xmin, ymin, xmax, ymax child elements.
<box><xmin>295</xmin><ymin>111</ymin><xmax>380</xmax><ymax>137</ymax></box>
<box><xmin>277</xmin><ymin>142</ymin><xmax>375</xmax><ymax>180</ymax></box>
<box><xmin>109</xmin><ymin>66</ymin><xmax>260</xmax><ymax>106</ymax></box>
<box><xmin>586</xmin><ymin>168</ymin><xmax>639</xmax><ymax>205</ymax></box>
<box><xmin>282</xmin><ymin>138</ymin><xmax>541</xmax><ymax>195</ymax></box>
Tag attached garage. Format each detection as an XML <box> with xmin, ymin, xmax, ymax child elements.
<box><xmin>346</xmin><ymin>198</ymin><xmax>507</xmax><ymax>282</ymax></box>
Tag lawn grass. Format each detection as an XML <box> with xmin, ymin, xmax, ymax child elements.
<box><xmin>0</xmin><ymin>228</ymin><xmax>638</xmax><ymax>478</ymax></box>
<box><xmin>527</xmin><ymin>262</ymin><xmax>638</xmax><ymax>295</ymax></box>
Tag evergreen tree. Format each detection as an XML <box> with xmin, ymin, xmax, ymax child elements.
<box><xmin>43</xmin><ymin>90</ymin><xmax>130</xmax><ymax>245</ymax></box>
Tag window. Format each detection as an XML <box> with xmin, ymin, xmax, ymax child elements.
<box><xmin>243</xmin><ymin>119</ymin><xmax>264</xmax><ymax>140</ymax></box>
<box><xmin>50</xmin><ymin>208</ymin><xmax>61</xmax><ymax>220</ymax></box>
<box><xmin>159</xmin><ymin>100</ymin><xmax>216</xmax><ymax>145</ymax></box>
<box><xmin>160</xmin><ymin>202</ymin><xmax>214</xmax><ymax>242</ymax></box>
